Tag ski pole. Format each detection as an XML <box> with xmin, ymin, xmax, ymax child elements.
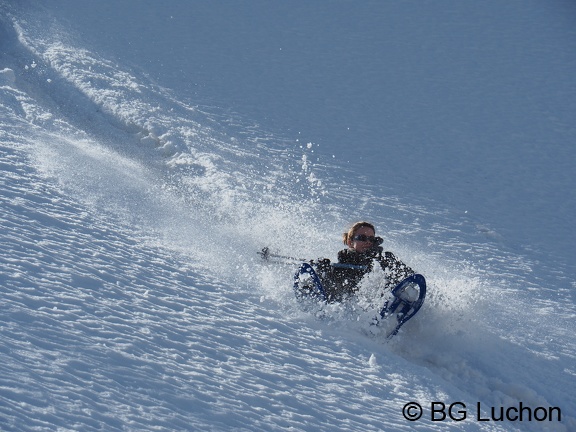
<box><xmin>258</xmin><ymin>247</ymin><xmax>368</xmax><ymax>270</ymax></box>
<box><xmin>258</xmin><ymin>247</ymin><xmax>306</xmax><ymax>263</ymax></box>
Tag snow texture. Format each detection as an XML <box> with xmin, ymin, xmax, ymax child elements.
<box><xmin>1</xmin><ymin>1</ymin><xmax>575</xmax><ymax>431</ymax></box>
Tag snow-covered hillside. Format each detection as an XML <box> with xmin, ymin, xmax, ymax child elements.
<box><xmin>1</xmin><ymin>1</ymin><xmax>575</xmax><ymax>431</ymax></box>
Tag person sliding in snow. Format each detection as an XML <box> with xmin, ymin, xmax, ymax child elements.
<box><xmin>314</xmin><ymin>221</ymin><xmax>413</xmax><ymax>302</ymax></box>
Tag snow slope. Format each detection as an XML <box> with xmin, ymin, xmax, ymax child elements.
<box><xmin>1</xmin><ymin>1</ymin><xmax>575</xmax><ymax>431</ymax></box>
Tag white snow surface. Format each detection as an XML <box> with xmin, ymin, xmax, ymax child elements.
<box><xmin>1</xmin><ymin>1</ymin><xmax>575</xmax><ymax>431</ymax></box>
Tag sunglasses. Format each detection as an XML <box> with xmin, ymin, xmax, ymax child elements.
<box><xmin>352</xmin><ymin>235</ymin><xmax>383</xmax><ymax>245</ymax></box>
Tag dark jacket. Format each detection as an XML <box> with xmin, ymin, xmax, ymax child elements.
<box><xmin>316</xmin><ymin>247</ymin><xmax>413</xmax><ymax>302</ymax></box>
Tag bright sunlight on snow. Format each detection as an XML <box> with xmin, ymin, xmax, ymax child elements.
<box><xmin>1</xmin><ymin>1</ymin><xmax>575</xmax><ymax>431</ymax></box>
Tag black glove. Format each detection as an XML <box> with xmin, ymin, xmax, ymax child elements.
<box><xmin>314</xmin><ymin>258</ymin><xmax>332</xmax><ymax>273</ymax></box>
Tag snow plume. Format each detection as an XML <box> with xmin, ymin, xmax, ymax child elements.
<box><xmin>6</xmin><ymin>10</ymin><xmax>336</xmax><ymax>281</ymax></box>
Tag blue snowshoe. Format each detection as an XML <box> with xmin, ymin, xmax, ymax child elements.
<box><xmin>293</xmin><ymin>262</ymin><xmax>426</xmax><ymax>338</ymax></box>
<box><xmin>379</xmin><ymin>274</ymin><xmax>426</xmax><ymax>337</ymax></box>
<box><xmin>293</xmin><ymin>262</ymin><xmax>327</xmax><ymax>303</ymax></box>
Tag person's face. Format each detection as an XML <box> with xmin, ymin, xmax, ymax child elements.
<box><xmin>349</xmin><ymin>226</ymin><xmax>376</xmax><ymax>253</ymax></box>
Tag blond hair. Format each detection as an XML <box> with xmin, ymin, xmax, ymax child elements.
<box><xmin>342</xmin><ymin>221</ymin><xmax>376</xmax><ymax>245</ymax></box>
